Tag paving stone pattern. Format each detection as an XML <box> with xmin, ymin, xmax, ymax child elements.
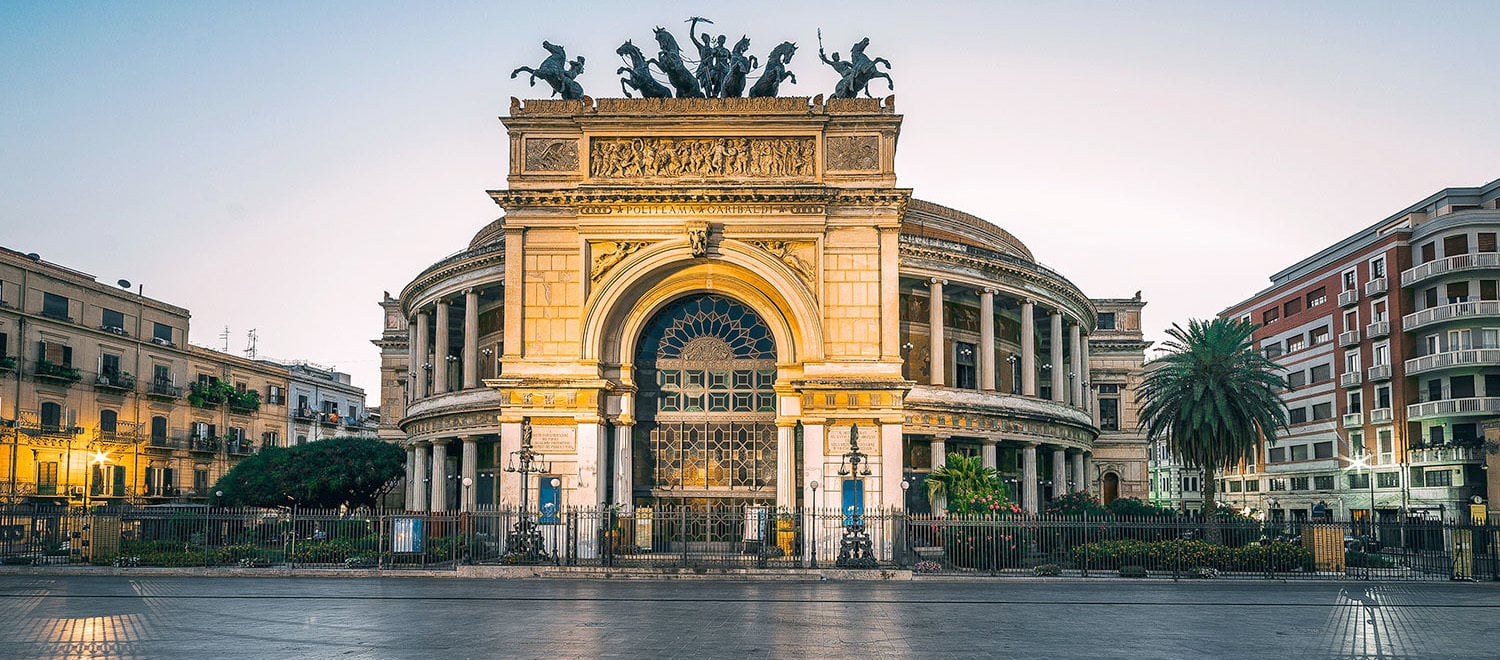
<box><xmin>0</xmin><ymin>576</ymin><xmax>1497</xmax><ymax>658</ymax></box>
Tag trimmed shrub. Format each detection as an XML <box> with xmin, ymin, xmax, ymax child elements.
<box><xmin>1034</xmin><ymin>563</ymin><xmax>1061</xmax><ymax>576</ymax></box>
<box><xmin>1069</xmin><ymin>538</ymin><xmax>1312</xmax><ymax>573</ymax></box>
<box><xmin>1120</xmin><ymin>565</ymin><xmax>1148</xmax><ymax>578</ymax></box>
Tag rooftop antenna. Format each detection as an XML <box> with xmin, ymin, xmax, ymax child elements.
<box><xmin>245</xmin><ymin>329</ymin><xmax>258</xmax><ymax>359</ymax></box>
<box><xmin>219</xmin><ymin>325</ymin><xmax>230</xmax><ymax>352</ymax></box>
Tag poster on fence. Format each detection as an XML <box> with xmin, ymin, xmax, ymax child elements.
<box><xmin>392</xmin><ymin>517</ymin><xmax>423</xmax><ymax>553</ymax></box>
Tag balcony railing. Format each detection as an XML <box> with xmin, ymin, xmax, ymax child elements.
<box><xmin>188</xmin><ymin>436</ymin><xmax>221</xmax><ymax>453</ymax></box>
<box><xmin>1338</xmin><ymin>330</ymin><xmax>1360</xmax><ymax>347</ymax></box>
<box><xmin>293</xmin><ymin>408</ymin><xmax>319</xmax><ymax>422</ymax></box>
<box><xmin>1401</xmin><ymin>252</ymin><xmax>1500</xmax><ymax>287</ymax></box>
<box><xmin>1405</xmin><ymin>348</ymin><xmax>1500</xmax><ymax>376</ymax></box>
<box><xmin>1406</xmin><ymin>396</ymin><xmax>1500</xmax><ymax>420</ymax></box>
<box><xmin>1339</xmin><ymin>371</ymin><xmax>1362</xmax><ymax>388</ymax></box>
<box><xmin>147</xmin><ymin>381</ymin><xmax>182</xmax><ymax>400</ymax></box>
<box><xmin>1366</xmin><ymin>364</ymin><xmax>1392</xmax><ymax>381</ymax></box>
<box><xmin>1337</xmin><ymin>289</ymin><xmax>1359</xmax><ymax>307</ymax></box>
<box><xmin>33</xmin><ymin>361</ymin><xmax>82</xmax><ymax>385</ymax></box>
<box><xmin>94</xmin><ymin>372</ymin><xmax>136</xmax><ymax>393</ymax></box>
<box><xmin>1342</xmin><ymin>411</ymin><xmax>1364</xmax><ymax>428</ymax></box>
<box><xmin>226</xmin><ymin>440</ymin><xmax>257</xmax><ymax>456</ymax></box>
<box><xmin>1404</xmin><ymin>300</ymin><xmax>1500</xmax><ymax>331</ymax></box>
<box><xmin>144</xmin><ymin>436</ymin><xmax>181</xmax><ymax>450</ymax></box>
<box><xmin>1364</xmin><ymin>277</ymin><xmax>1388</xmax><ymax>296</ymax></box>
<box><xmin>1408</xmin><ymin>445</ymin><xmax>1485</xmax><ymax>464</ymax></box>
<box><xmin>0</xmin><ymin>356</ymin><xmax>16</xmax><ymax>373</ymax></box>
<box><xmin>1369</xmin><ymin>407</ymin><xmax>1393</xmax><ymax>424</ymax></box>
<box><xmin>1365</xmin><ymin>320</ymin><xmax>1390</xmax><ymax>338</ymax></box>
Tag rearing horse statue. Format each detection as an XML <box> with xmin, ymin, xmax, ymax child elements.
<box><xmin>819</xmin><ymin>32</ymin><xmax>892</xmax><ymax>99</ymax></box>
<box><xmin>616</xmin><ymin>40</ymin><xmax>673</xmax><ymax>98</ymax></box>
<box><xmin>650</xmin><ymin>26</ymin><xmax>704</xmax><ymax>98</ymax></box>
<box><xmin>748</xmin><ymin>41</ymin><xmax>797</xmax><ymax>98</ymax></box>
<box><xmin>719</xmin><ymin>36</ymin><xmax>758</xmax><ymax>98</ymax></box>
<box><xmin>510</xmin><ymin>41</ymin><xmax>586</xmax><ymax>100</ymax></box>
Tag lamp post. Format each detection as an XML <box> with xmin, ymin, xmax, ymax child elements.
<box><xmin>835</xmin><ymin>424</ymin><xmax>876</xmax><ymax>568</ymax></box>
<box><xmin>809</xmin><ymin>480</ymin><xmax>819</xmax><ymax>569</ymax></box>
<box><xmin>1006</xmin><ymin>355</ymin><xmax>1020</xmax><ymax>394</ymax></box>
<box><xmin>85</xmin><ymin>451</ymin><xmax>108</xmax><ymax>509</ymax></box>
<box><xmin>1352</xmin><ymin>452</ymin><xmax>1376</xmax><ymax>540</ymax></box>
<box><xmin>503</xmin><ymin>419</ymin><xmax>551</xmax><ymax>563</ymax></box>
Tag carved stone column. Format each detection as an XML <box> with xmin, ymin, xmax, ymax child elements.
<box><xmin>405</xmin><ymin>445</ymin><xmax>418</xmax><ymax>510</ymax></box>
<box><xmin>430</xmin><ymin>440</ymin><xmax>449</xmax><ymax>513</ymax></box>
<box><xmin>1021</xmin><ymin>299</ymin><xmax>1037</xmax><ymax>396</ymax></box>
<box><xmin>1021</xmin><ymin>442</ymin><xmax>1039</xmax><ymax>514</ymax></box>
<box><xmin>981</xmin><ymin>439</ymin><xmax>998</xmax><ymax>470</ymax></box>
<box><xmin>979</xmin><ymin>289</ymin><xmax>996</xmax><ymax>391</ymax></box>
<box><xmin>434</xmin><ymin>300</ymin><xmax>450</xmax><ymax>394</ymax></box>
<box><xmin>1069</xmin><ymin>323</ymin><xmax>1083</xmax><ymax>407</ymax></box>
<box><xmin>1084</xmin><ymin>452</ymin><xmax>1094</xmax><ymax>494</ymax></box>
<box><xmin>1081</xmin><ymin>333</ymin><xmax>1092</xmax><ymax>412</ymax></box>
<box><xmin>463</xmin><ymin>289</ymin><xmax>479</xmax><ymax>390</ymax></box>
<box><xmin>777</xmin><ymin>422</ymin><xmax>796</xmax><ymax>509</ymax></box>
<box><xmin>614</xmin><ymin>423</ymin><xmax>634</xmax><ymax>508</ymax></box>
<box><xmin>930</xmin><ymin>435</ymin><xmax>948</xmax><ymax>512</ymax></box>
<box><xmin>1052</xmin><ymin>446</ymin><xmax>1068</xmax><ymax>500</ymax></box>
<box><xmin>413</xmin><ymin>311</ymin><xmax>430</xmax><ymax>400</ymax></box>
<box><xmin>461</xmin><ymin>436</ymin><xmax>478</xmax><ymax>512</ymax></box>
<box><xmin>1071</xmin><ymin>451</ymin><xmax>1086</xmax><ymax>493</ymax></box>
<box><xmin>1050</xmin><ymin>311</ymin><xmax>1065</xmax><ymax>402</ymax></box>
<box><xmin>412</xmin><ymin>441</ymin><xmax>430</xmax><ymax>512</ymax></box>
<box><xmin>928</xmin><ymin>279</ymin><xmax>946</xmax><ymax>387</ymax></box>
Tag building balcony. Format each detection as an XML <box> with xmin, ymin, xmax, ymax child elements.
<box><xmin>146</xmin><ymin>381</ymin><xmax>182</xmax><ymax>401</ymax></box>
<box><xmin>1342</xmin><ymin>411</ymin><xmax>1364</xmax><ymax>428</ymax></box>
<box><xmin>1365</xmin><ymin>277</ymin><xmax>1388</xmax><ymax>296</ymax></box>
<box><xmin>94</xmin><ymin>372</ymin><xmax>136</xmax><ymax>394</ymax></box>
<box><xmin>225</xmin><ymin>439</ymin><xmax>256</xmax><ymax>456</ymax></box>
<box><xmin>1405</xmin><ymin>348</ymin><xmax>1500</xmax><ymax>377</ymax></box>
<box><xmin>0</xmin><ymin>356</ymin><xmax>16</xmax><ymax>373</ymax></box>
<box><xmin>1338</xmin><ymin>289</ymin><xmax>1360</xmax><ymax>307</ymax></box>
<box><xmin>1369</xmin><ymin>407</ymin><xmax>1393</xmax><ymax>424</ymax></box>
<box><xmin>1366</xmin><ymin>364</ymin><xmax>1392</xmax><ymax>381</ymax></box>
<box><xmin>33</xmin><ymin>361</ymin><xmax>82</xmax><ymax>385</ymax></box>
<box><xmin>1409</xmin><ymin>445</ymin><xmax>1485</xmax><ymax>464</ymax></box>
<box><xmin>1406</xmin><ymin>396</ymin><xmax>1500</xmax><ymax>421</ymax></box>
<box><xmin>1340</xmin><ymin>371</ymin><xmax>1363</xmax><ymax>388</ymax></box>
<box><xmin>293</xmin><ymin>408</ymin><xmax>319</xmax><ymax>423</ymax></box>
<box><xmin>1404</xmin><ymin>300</ymin><xmax>1500</xmax><ymax>332</ymax></box>
<box><xmin>187</xmin><ymin>437</ymin><xmax>221</xmax><ymax>453</ymax></box>
<box><xmin>1365</xmin><ymin>320</ymin><xmax>1390</xmax><ymax>338</ymax></box>
<box><xmin>143</xmin><ymin>437</ymin><xmax>181</xmax><ymax>451</ymax></box>
<box><xmin>1408</xmin><ymin>485</ymin><xmax>1477</xmax><ymax>503</ymax></box>
<box><xmin>1338</xmin><ymin>330</ymin><xmax>1361</xmax><ymax>347</ymax></box>
<box><xmin>1401</xmin><ymin>252</ymin><xmax>1500</xmax><ymax>287</ymax></box>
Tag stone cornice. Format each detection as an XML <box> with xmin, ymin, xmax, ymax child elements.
<box><xmin>400</xmin><ymin>242</ymin><xmax>506</xmax><ymax>316</ymax></box>
<box><xmin>490</xmin><ymin>187</ymin><xmax>909</xmax><ymax>210</ymax></box>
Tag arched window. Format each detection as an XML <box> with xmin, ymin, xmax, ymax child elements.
<box><xmin>99</xmin><ymin>409</ymin><xmax>118</xmax><ymax>435</ymax></box>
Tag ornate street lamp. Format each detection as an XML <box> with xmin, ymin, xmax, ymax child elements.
<box><xmin>503</xmin><ymin>418</ymin><xmax>552</xmax><ymax>564</ymax></box>
<box><xmin>835</xmin><ymin>424</ymin><xmax>877</xmax><ymax>568</ymax></box>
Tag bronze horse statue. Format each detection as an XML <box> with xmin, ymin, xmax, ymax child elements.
<box><xmin>820</xmin><ymin>33</ymin><xmax>892</xmax><ymax>99</ymax></box>
<box><xmin>748</xmin><ymin>41</ymin><xmax>797</xmax><ymax>98</ymax></box>
<box><xmin>616</xmin><ymin>40</ymin><xmax>672</xmax><ymax>98</ymax></box>
<box><xmin>511</xmin><ymin>41</ymin><xmax>586</xmax><ymax>100</ymax></box>
<box><xmin>719</xmin><ymin>36</ymin><xmax>758</xmax><ymax>98</ymax></box>
<box><xmin>650</xmin><ymin>26</ymin><xmax>703</xmax><ymax>98</ymax></box>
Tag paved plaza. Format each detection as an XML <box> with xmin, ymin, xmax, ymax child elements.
<box><xmin>0</xmin><ymin>576</ymin><xmax>1496</xmax><ymax>658</ymax></box>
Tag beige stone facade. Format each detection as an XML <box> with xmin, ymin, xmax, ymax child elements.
<box><xmin>0</xmin><ymin>246</ymin><xmax>366</xmax><ymax>505</ymax></box>
<box><xmin>1086</xmin><ymin>295</ymin><xmax>1151</xmax><ymax>504</ymax></box>
<box><xmin>387</xmin><ymin>97</ymin><xmax>1147</xmax><ymax>514</ymax></box>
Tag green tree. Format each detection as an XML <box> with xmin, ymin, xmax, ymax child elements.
<box><xmin>925</xmin><ymin>452</ymin><xmax>1014</xmax><ymax>515</ymax></box>
<box><xmin>1136</xmin><ymin>318</ymin><xmax>1286</xmax><ymax>543</ymax></box>
<box><xmin>214</xmin><ymin>437</ymin><xmax>404</xmax><ymax>509</ymax></box>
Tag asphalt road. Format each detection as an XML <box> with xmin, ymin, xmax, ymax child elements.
<box><xmin>1</xmin><ymin>576</ymin><xmax>1496</xmax><ymax>659</ymax></box>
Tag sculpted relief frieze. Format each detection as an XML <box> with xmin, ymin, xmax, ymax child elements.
<box><xmin>748</xmin><ymin>240</ymin><xmax>815</xmax><ymax>284</ymax></box>
<box><xmin>589</xmin><ymin>137</ymin><xmax>816</xmax><ymax>180</ymax></box>
<box><xmin>589</xmin><ymin>240</ymin><xmax>649</xmax><ymax>282</ymax></box>
<box><xmin>825</xmin><ymin>135</ymin><xmax>880</xmax><ymax>171</ymax></box>
<box><xmin>524</xmin><ymin>138</ymin><xmax>580</xmax><ymax>172</ymax></box>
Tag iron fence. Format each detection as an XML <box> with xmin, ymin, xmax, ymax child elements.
<box><xmin>0</xmin><ymin>504</ymin><xmax>1495</xmax><ymax>580</ymax></box>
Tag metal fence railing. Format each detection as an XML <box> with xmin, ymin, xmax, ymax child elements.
<box><xmin>0</xmin><ymin>505</ymin><xmax>1495</xmax><ymax>580</ymax></box>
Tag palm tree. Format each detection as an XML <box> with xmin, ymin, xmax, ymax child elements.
<box><xmin>925</xmin><ymin>452</ymin><xmax>1006</xmax><ymax>515</ymax></box>
<box><xmin>1137</xmin><ymin>318</ymin><xmax>1286</xmax><ymax>543</ymax></box>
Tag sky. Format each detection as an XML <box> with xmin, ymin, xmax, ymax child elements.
<box><xmin>3</xmin><ymin>1</ymin><xmax>1499</xmax><ymax>404</ymax></box>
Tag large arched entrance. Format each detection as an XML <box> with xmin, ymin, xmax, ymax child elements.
<box><xmin>633</xmin><ymin>294</ymin><xmax>778</xmax><ymax>507</ymax></box>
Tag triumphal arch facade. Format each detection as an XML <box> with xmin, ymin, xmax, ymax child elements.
<box><xmin>390</xmin><ymin>95</ymin><xmax>1122</xmax><ymax>515</ymax></box>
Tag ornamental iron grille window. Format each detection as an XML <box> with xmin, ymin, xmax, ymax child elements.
<box><xmin>634</xmin><ymin>294</ymin><xmax>777</xmax><ymax>506</ymax></box>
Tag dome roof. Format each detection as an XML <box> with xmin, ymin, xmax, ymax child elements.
<box><xmin>469</xmin><ymin>216</ymin><xmax>506</xmax><ymax>249</ymax></box>
<box><xmin>902</xmin><ymin>199</ymin><xmax>1033</xmax><ymax>261</ymax></box>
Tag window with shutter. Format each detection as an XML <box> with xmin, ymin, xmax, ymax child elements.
<box><xmin>1444</xmin><ymin>234</ymin><xmax>1469</xmax><ymax>257</ymax></box>
<box><xmin>1420</xmin><ymin>242</ymin><xmax>1436</xmax><ymax>263</ymax></box>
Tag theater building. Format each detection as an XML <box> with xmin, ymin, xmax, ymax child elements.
<box><xmin>383</xmin><ymin>96</ymin><xmax>1148</xmax><ymax>513</ymax></box>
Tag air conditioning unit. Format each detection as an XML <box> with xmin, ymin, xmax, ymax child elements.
<box><xmin>152</xmin><ymin>337</ymin><xmax>171</xmax><ymax>346</ymax></box>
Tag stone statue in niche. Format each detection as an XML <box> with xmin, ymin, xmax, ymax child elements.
<box><xmin>511</xmin><ymin>41</ymin><xmax>586</xmax><ymax>100</ymax></box>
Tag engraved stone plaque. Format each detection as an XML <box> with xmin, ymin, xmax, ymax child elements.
<box><xmin>826</xmin><ymin>424</ymin><xmax>877</xmax><ymax>455</ymax></box>
<box><xmin>530</xmin><ymin>424</ymin><xmax>577</xmax><ymax>454</ymax></box>
<box><xmin>524</xmin><ymin>138</ymin><xmax>580</xmax><ymax>172</ymax></box>
<box><xmin>825</xmin><ymin>135</ymin><xmax>880</xmax><ymax>171</ymax></box>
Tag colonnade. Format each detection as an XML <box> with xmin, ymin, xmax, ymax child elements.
<box><xmin>405</xmin><ymin>436</ymin><xmax>488</xmax><ymax>513</ymax></box>
<box><xmin>408</xmin><ymin>289</ymin><xmax>483</xmax><ymax>400</ymax></box>
<box><xmin>929</xmin><ymin>435</ymin><xmax>1094</xmax><ymax>514</ymax></box>
<box><xmin>921</xmin><ymin>279</ymin><xmax>1091</xmax><ymax>409</ymax></box>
